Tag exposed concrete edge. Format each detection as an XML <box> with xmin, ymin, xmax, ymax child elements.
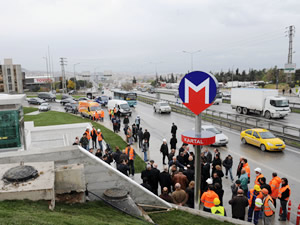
<box><xmin>171</xmin><ymin>204</ymin><xmax>252</xmax><ymax>225</ymax></box>
<box><xmin>25</xmin><ymin>122</ymin><xmax>92</xmax><ymax>132</ymax></box>
<box><xmin>77</xmin><ymin>146</ymin><xmax>172</xmax><ymax>208</ymax></box>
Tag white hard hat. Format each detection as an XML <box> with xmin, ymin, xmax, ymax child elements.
<box><xmin>254</xmin><ymin>168</ymin><xmax>262</xmax><ymax>173</ymax></box>
<box><xmin>163</xmin><ymin>138</ymin><xmax>167</xmax><ymax>142</ymax></box>
<box><xmin>255</xmin><ymin>198</ymin><xmax>263</xmax><ymax>208</ymax></box>
<box><xmin>97</xmin><ymin>129</ymin><xmax>101</xmax><ymax>132</ymax></box>
<box><xmin>206</xmin><ymin>178</ymin><xmax>213</xmax><ymax>184</ymax></box>
<box><xmin>86</xmin><ymin>127</ymin><xmax>89</xmax><ymax>129</ymax></box>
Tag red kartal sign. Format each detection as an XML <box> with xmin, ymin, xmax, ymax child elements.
<box><xmin>181</xmin><ymin>130</ymin><xmax>216</xmax><ymax>146</ymax></box>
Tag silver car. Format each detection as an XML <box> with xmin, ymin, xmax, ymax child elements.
<box><xmin>38</xmin><ymin>103</ymin><xmax>51</xmax><ymax>112</ymax></box>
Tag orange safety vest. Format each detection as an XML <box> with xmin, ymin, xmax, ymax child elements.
<box><xmin>263</xmin><ymin>195</ymin><xmax>274</xmax><ymax>217</ymax></box>
<box><xmin>125</xmin><ymin>147</ymin><xmax>135</xmax><ymax>160</ymax></box>
<box><xmin>248</xmin><ymin>189</ymin><xmax>263</xmax><ymax>208</ymax></box>
<box><xmin>100</xmin><ymin>110</ymin><xmax>104</xmax><ymax>118</ymax></box>
<box><xmin>91</xmin><ymin>129</ymin><xmax>97</xmax><ymax>136</ymax></box>
<box><xmin>269</xmin><ymin>176</ymin><xmax>281</xmax><ymax>199</ymax></box>
<box><xmin>114</xmin><ymin>108</ymin><xmax>117</xmax><ymax>113</ymax></box>
<box><xmin>95</xmin><ymin>112</ymin><xmax>99</xmax><ymax>119</ymax></box>
<box><xmin>243</xmin><ymin>163</ymin><xmax>251</xmax><ymax>178</ymax></box>
<box><xmin>255</xmin><ymin>174</ymin><xmax>264</xmax><ymax>186</ymax></box>
<box><xmin>85</xmin><ymin>130</ymin><xmax>91</xmax><ymax>140</ymax></box>
<box><xmin>108</xmin><ymin>110</ymin><xmax>111</xmax><ymax>115</ymax></box>
<box><xmin>201</xmin><ymin>190</ymin><xmax>219</xmax><ymax>209</ymax></box>
<box><xmin>97</xmin><ymin>132</ymin><xmax>103</xmax><ymax>141</ymax></box>
<box><xmin>127</xmin><ymin>129</ymin><xmax>132</xmax><ymax>137</ymax></box>
<box><xmin>278</xmin><ymin>185</ymin><xmax>290</xmax><ymax>201</ymax></box>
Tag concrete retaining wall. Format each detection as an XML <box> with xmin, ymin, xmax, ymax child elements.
<box><xmin>0</xmin><ymin>146</ymin><xmax>171</xmax><ymax>208</ymax></box>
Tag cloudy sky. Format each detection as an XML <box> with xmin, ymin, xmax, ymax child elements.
<box><xmin>1</xmin><ymin>0</ymin><xmax>300</xmax><ymax>75</ymax></box>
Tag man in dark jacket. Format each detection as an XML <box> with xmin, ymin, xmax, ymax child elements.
<box><xmin>141</xmin><ymin>177</ymin><xmax>152</xmax><ymax>192</ymax></box>
<box><xmin>151</xmin><ymin>163</ymin><xmax>160</xmax><ymax>195</ymax></box>
<box><xmin>117</xmin><ymin>160</ymin><xmax>130</xmax><ymax>176</ymax></box>
<box><xmin>143</xmin><ymin>129</ymin><xmax>150</xmax><ymax>145</ymax></box>
<box><xmin>177</xmin><ymin>151</ymin><xmax>186</xmax><ymax>166</ymax></box>
<box><xmin>203</xmin><ymin>148</ymin><xmax>212</xmax><ymax>164</ymax></box>
<box><xmin>183</xmin><ymin>164</ymin><xmax>195</xmax><ymax>183</ymax></box>
<box><xmin>202</xmin><ymin>158</ymin><xmax>211</xmax><ymax>191</ymax></box>
<box><xmin>112</xmin><ymin>146</ymin><xmax>122</xmax><ymax>165</ymax></box>
<box><xmin>159</xmin><ymin>187</ymin><xmax>173</xmax><ymax>203</ymax></box>
<box><xmin>223</xmin><ymin>155</ymin><xmax>233</xmax><ymax>181</ymax></box>
<box><xmin>141</xmin><ymin>164</ymin><xmax>155</xmax><ymax>193</ymax></box>
<box><xmin>170</xmin><ymin>134</ymin><xmax>177</xmax><ymax>150</ymax></box>
<box><xmin>137</xmin><ymin>128</ymin><xmax>144</xmax><ymax>148</ymax></box>
<box><xmin>159</xmin><ymin>166</ymin><xmax>172</xmax><ymax>193</ymax></box>
<box><xmin>160</xmin><ymin>139</ymin><xmax>169</xmax><ymax>165</ymax></box>
<box><xmin>171</xmin><ymin>123</ymin><xmax>177</xmax><ymax>136</ymax></box>
<box><xmin>123</xmin><ymin>116</ymin><xmax>129</xmax><ymax>127</ymax></box>
<box><xmin>79</xmin><ymin>133</ymin><xmax>89</xmax><ymax>150</ymax></box>
<box><xmin>90</xmin><ymin>127</ymin><xmax>98</xmax><ymax>149</ymax></box>
<box><xmin>259</xmin><ymin>177</ymin><xmax>272</xmax><ymax>196</ymax></box>
<box><xmin>229</xmin><ymin>189</ymin><xmax>249</xmax><ymax>220</ymax></box>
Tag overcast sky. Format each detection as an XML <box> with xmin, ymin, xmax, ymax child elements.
<box><xmin>1</xmin><ymin>0</ymin><xmax>300</xmax><ymax>75</ymax></box>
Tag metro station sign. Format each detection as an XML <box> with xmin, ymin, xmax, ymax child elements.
<box><xmin>178</xmin><ymin>71</ymin><xmax>218</xmax><ymax>115</ymax></box>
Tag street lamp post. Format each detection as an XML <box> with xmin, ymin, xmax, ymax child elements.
<box><xmin>182</xmin><ymin>50</ymin><xmax>201</xmax><ymax>71</ymax></box>
<box><xmin>43</xmin><ymin>56</ymin><xmax>50</xmax><ymax>90</ymax></box>
<box><xmin>73</xmin><ymin>63</ymin><xmax>80</xmax><ymax>92</ymax></box>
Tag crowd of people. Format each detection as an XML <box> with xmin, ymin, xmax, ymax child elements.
<box><xmin>74</xmin><ymin>111</ymin><xmax>292</xmax><ymax>225</ymax></box>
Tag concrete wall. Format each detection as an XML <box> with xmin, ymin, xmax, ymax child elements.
<box><xmin>0</xmin><ymin>146</ymin><xmax>171</xmax><ymax>208</ymax></box>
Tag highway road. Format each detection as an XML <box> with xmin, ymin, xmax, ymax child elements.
<box><xmin>137</xmin><ymin>91</ymin><xmax>300</xmax><ymax>130</ymax></box>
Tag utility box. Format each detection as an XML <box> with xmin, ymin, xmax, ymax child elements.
<box><xmin>0</xmin><ymin>94</ymin><xmax>26</xmax><ymax>151</ymax></box>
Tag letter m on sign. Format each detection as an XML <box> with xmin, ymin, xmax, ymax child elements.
<box><xmin>183</xmin><ymin>78</ymin><xmax>212</xmax><ymax>115</ymax></box>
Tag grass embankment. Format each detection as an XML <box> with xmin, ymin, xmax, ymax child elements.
<box><xmin>150</xmin><ymin>210</ymin><xmax>233</xmax><ymax>225</ymax></box>
<box><xmin>24</xmin><ymin>109</ymin><xmax>146</xmax><ymax>173</ymax></box>
<box><xmin>23</xmin><ymin>107</ymin><xmax>38</xmax><ymax>114</ymax></box>
<box><xmin>0</xmin><ymin>200</ymin><xmax>149</xmax><ymax>225</ymax></box>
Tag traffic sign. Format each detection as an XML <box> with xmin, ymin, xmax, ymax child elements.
<box><xmin>178</xmin><ymin>71</ymin><xmax>218</xmax><ymax>115</ymax></box>
<box><xmin>284</xmin><ymin>63</ymin><xmax>296</xmax><ymax>74</ymax></box>
<box><xmin>181</xmin><ymin>130</ymin><xmax>215</xmax><ymax>146</ymax></box>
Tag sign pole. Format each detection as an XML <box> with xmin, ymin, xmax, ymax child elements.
<box><xmin>194</xmin><ymin>113</ymin><xmax>202</xmax><ymax>209</ymax></box>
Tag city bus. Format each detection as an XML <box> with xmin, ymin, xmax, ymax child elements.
<box><xmin>112</xmin><ymin>90</ymin><xmax>137</xmax><ymax>107</ymax></box>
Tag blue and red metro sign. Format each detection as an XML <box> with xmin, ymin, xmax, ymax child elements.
<box><xmin>179</xmin><ymin>71</ymin><xmax>218</xmax><ymax>115</ymax></box>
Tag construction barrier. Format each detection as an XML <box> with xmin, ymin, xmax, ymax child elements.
<box><xmin>287</xmin><ymin>200</ymin><xmax>292</xmax><ymax>221</ymax></box>
<box><xmin>296</xmin><ymin>204</ymin><xmax>300</xmax><ymax>225</ymax></box>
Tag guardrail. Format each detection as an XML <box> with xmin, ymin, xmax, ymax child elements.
<box><xmin>137</xmin><ymin>94</ymin><xmax>300</xmax><ymax>146</ymax></box>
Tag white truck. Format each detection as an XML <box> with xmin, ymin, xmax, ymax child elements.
<box><xmin>231</xmin><ymin>88</ymin><xmax>290</xmax><ymax>119</ymax></box>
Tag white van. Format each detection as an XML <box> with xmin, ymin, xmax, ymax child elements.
<box><xmin>107</xmin><ymin>99</ymin><xmax>132</xmax><ymax>116</ymax></box>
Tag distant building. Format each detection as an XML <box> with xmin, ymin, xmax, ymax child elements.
<box><xmin>0</xmin><ymin>59</ymin><xmax>25</xmax><ymax>94</ymax></box>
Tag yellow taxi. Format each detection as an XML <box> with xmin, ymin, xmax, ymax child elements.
<box><xmin>240</xmin><ymin>128</ymin><xmax>285</xmax><ymax>151</ymax></box>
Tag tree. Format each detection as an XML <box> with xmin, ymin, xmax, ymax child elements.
<box><xmin>132</xmin><ymin>76</ymin><xmax>137</xmax><ymax>84</ymax></box>
<box><xmin>86</xmin><ymin>82</ymin><xmax>93</xmax><ymax>88</ymax></box>
<box><xmin>67</xmin><ymin>80</ymin><xmax>75</xmax><ymax>90</ymax></box>
<box><xmin>121</xmin><ymin>82</ymin><xmax>133</xmax><ymax>91</ymax></box>
<box><xmin>98</xmin><ymin>83</ymin><xmax>103</xmax><ymax>91</ymax></box>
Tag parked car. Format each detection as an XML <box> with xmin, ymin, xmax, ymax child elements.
<box><xmin>60</xmin><ymin>98</ymin><xmax>76</xmax><ymax>106</ymax></box>
<box><xmin>61</xmin><ymin>94</ymin><xmax>73</xmax><ymax>100</ymax></box>
<box><xmin>240</xmin><ymin>128</ymin><xmax>285</xmax><ymax>151</ymax></box>
<box><xmin>202</xmin><ymin>125</ymin><xmax>228</xmax><ymax>146</ymax></box>
<box><xmin>77</xmin><ymin>97</ymin><xmax>89</xmax><ymax>101</ymax></box>
<box><xmin>38</xmin><ymin>103</ymin><xmax>51</xmax><ymax>112</ymax></box>
<box><xmin>153</xmin><ymin>101</ymin><xmax>171</xmax><ymax>114</ymax></box>
<box><xmin>64</xmin><ymin>102</ymin><xmax>78</xmax><ymax>114</ymax></box>
<box><xmin>213</xmin><ymin>93</ymin><xmax>222</xmax><ymax>105</ymax></box>
<box><xmin>27</xmin><ymin>98</ymin><xmax>45</xmax><ymax>105</ymax></box>
<box><xmin>68</xmin><ymin>90</ymin><xmax>76</xmax><ymax>95</ymax></box>
<box><xmin>38</xmin><ymin>92</ymin><xmax>56</xmax><ymax>101</ymax></box>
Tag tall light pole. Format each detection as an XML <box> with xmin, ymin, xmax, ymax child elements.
<box><xmin>182</xmin><ymin>50</ymin><xmax>201</xmax><ymax>71</ymax></box>
<box><xmin>43</xmin><ymin>56</ymin><xmax>49</xmax><ymax>90</ymax></box>
<box><xmin>73</xmin><ymin>63</ymin><xmax>80</xmax><ymax>92</ymax></box>
<box><xmin>232</xmin><ymin>65</ymin><xmax>234</xmax><ymax>88</ymax></box>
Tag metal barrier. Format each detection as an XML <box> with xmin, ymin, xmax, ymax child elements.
<box><xmin>137</xmin><ymin>94</ymin><xmax>300</xmax><ymax>146</ymax></box>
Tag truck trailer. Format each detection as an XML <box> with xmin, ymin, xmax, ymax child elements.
<box><xmin>231</xmin><ymin>88</ymin><xmax>290</xmax><ymax>119</ymax></box>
